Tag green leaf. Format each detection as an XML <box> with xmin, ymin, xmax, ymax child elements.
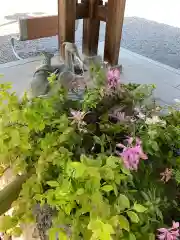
<box><xmin>115</xmin><ymin>174</ymin><xmax>127</xmax><ymax>184</ymax></box>
<box><xmin>67</xmin><ymin>162</ymin><xmax>86</xmax><ymax>178</ymax></box>
<box><xmin>34</xmin><ymin>194</ymin><xmax>43</xmax><ymax>201</ymax></box>
<box><xmin>118</xmin><ymin>194</ymin><xmax>130</xmax><ymax>209</ymax></box>
<box><xmin>127</xmin><ymin>211</ymin><xmax>139</xmax><ymax>223</ymax></box>
<box><xmin>112</xmin><ymin>183</ymin><xmax>118</xmax><ymax>196</ymax></box>
<box><xmin>0</xmin><ymin>216</ymin><xmax>17</xmax><ymax>232</ymax></box>
<box><xmin>88</xmin><ymin>219</ymin><xmax>102</xmax><ymax>231</ymax></box>
<box><xmin>151</xmin><ymin>141</ymin><xmax>159</xmax><ymax>151</ymax></box>
<box><xmin>100</xmin><ymin>166</ymin><xmax>114</xmax><ymax>180</ymax></box>
<box><xmin>49</xmin><ymin>228</ymin><xmax>58</xmax><ymax>240</ymax></box>
<box><xmin>119</xmin><ymin>215</ymin><xmax>130</xmax><ymax>232</ymax></box>
<box><xmin>121</xmin><ymin>166</ymin><xmax>131</xmax><ymax>175</ymax></box>
<box><xmin>106</xmin><ymin>156</ymin><xmax>118</xmax><ymax>169</ymax></box>
<box><xmin>174</xmin><ymin>169</ymin><xmax>180</xmax><ymax>185</ymax></box>
<box><xmin>133</xmin><ymin>203</ymin><xmax>147</xmax><ymax>213</ymax></box>
<box><xmin>148</xmin><ymin>233</ymin><xmax>155</xmax><ymax>240</ymax></box>
<box><xmin>103</xmin><ymin>223</ymin><xmax>115</xmax><ymax>236</ymax></box>
<box><xmin>155</xmin><ymin>207</ymin><xmax>163</xmax><ymax>220</ymax></box>
<box><xmin>10</xmin><ymin>129</ymin><xmax>20</xmax><ymax>146</ymax></box>
<box><xmin>129</xmin><ymin>233</ymin><xmax>136</xmax><ymax>240</ymax></box>
<box><xmin>76</xmin><ymin>188</ymin><xmax>84</xmax><ymax>195</ymax></box>
<box><xmin>47</xmin><ymin>181</ymin><xmax>59</xmax><ymax>187</ymax></box>
<box><xmin>58</xmin><ymin>231</ymin><xmax>68</xmax><ymax>240</ymax></box>
<box><xmin>11</xmin><ymin>227</ymin><xmax>22</xmax><ymax>237</ymax></box>
<box><xmin>101</xmin><ymin>185</ymin><xmax>113</xmax><ymax>192</ymax></box>
<box><xmin>109</xmin><ymin>216</ymin><xmax>119</xmax><ymax>227</ymax></box>
<box><xmin>141</xmin><ymin>191</ymin><xmax>150</xmax><ymax>201</ymax></box>
<box><xmin>88</xmin><ymin>219</ymin><xmax>114</xmax><ymax>240</ymax></box>
<box><xmin>93</xmin><ymin>136</ymin><xmax>101</xmax><ymax>145</ymax></box>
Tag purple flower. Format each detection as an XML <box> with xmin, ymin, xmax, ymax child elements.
<box><xmin>157</xmin><ymin>221</ymin><xmax>179</xmax><ymax>240</ymax></box>
<box><xmin>107</xmin><ymin>69</ymin><xmax>120</xmax><ymax>88</ymax></box>
<box><xmin>116</xmin><ymin>137</ymin><xmax>148</xmax><ymax>171</ymax></box>
<box><xmin>175</xmin><ymin>149</ymin><xmax>180</xmax><ymax>156</ymax></box>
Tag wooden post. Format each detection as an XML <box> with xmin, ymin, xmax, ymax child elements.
<box><xmin>104</xmin><ymin>0</ymin><xmax>126</xmax><ymax>65</ymax></box>
<box><xmin>58</xmin><ymin>0</ymin><xmax>76</xmax><ymax>58</ymax></box>
<box><xmin>16</xmin><ymin>0</ymin><xmax>126</xmax><ymax>66</ymax></box>
<box><xmin>82</xmin><ymin>0</ymin><xmax>102</xmax><ymax>56</ymax></box>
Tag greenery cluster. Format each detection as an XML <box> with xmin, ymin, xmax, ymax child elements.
<box><xmin>0</xmin><ymin>65</ymin><xmax>180</xmax><ymax>240</ymax></box>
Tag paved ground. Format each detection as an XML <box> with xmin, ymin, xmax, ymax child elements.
<box><xmin>1</xmin><ymin>0</ymin><xmax>180</xmax><ymax>68</ymax></box>
<box><xmin>1</xmin><ymin>43</ymin><xmax>180</xmax><ymax>105</ymax></box>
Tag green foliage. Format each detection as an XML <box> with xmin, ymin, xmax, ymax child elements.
<box><xmin>119</xmin><ymin>215</ymin><xmax>130</xmax><ymax>232</ymax></box>
<box><xmin>127</xmin><ymin>211</ymin><xmax>139</xmax><ymax>223</ymax></box>
<box><xmin>133</xmin><ymin>204</ymin><xmax>147</xmax><ymax>213</ymax></box>
<box><xmin>0</xmin><ymin>66</ymin><xmax>179</xmax><ymax>240</ymax></box>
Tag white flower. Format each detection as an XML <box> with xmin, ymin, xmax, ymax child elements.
<box><xmin>145</xmin><ymin>117</ymin><xmax>153</xmax><ymax>125</ymax></box>
<box><xmin>155</xmin><ymin>106</ymin><xmax>161</xmax><ymax>111</ymax></box>
<box><xmin>137</xmin><ymin>112</ymin><xmax>146</xmax><ymax>120</ymax></box>
<box><xmin>134</xmin><ymin>107</ymin><xmax>146</xmax><ymax>120</ymax></box>
<box><xmin>69</xmin><ymin>109</ymin><xmax>88</xmax><ymax>133</ymax></box>
<box><xmin>145</xmin><ymin>116</ymin><xmax>166</xmax><ymax>126</ymax></box>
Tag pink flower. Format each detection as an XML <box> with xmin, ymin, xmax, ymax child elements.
<box><xmin>107</xmin><ymin>69</ymin><xmax>120</xmax><ymax>88</ymax></box>
<box><xmin>116</xmin><ymin>137</ymin><xmax>148</xmax><ymax>170</ymax></box>
<box><xmin>157</xmin><ymin>221</ymin><xmax>179</xmax><ymax>240</ymax></box>
<box><xmin>172</xmin><ymin>222</ymin><xmax>179</xmax><ymax>229</ymax></box>
<box><xmin>69</xmin><ymin>109</ymin><xmax>86</xmax><ymax>123</ymax></box>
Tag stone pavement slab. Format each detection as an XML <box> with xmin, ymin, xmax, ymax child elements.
<box><xmin>118</xmin><ymin>48</ymin><xmax>180</xmax><ymax>104</ymax></box>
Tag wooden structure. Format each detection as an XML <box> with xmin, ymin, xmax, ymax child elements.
<box><xmin>19</xmin><ymin>0</ymin><xmax>126</xmax><ymax>65</ymax></box>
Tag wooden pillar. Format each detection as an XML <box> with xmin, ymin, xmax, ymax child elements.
<box><xmin>104</xmin><ymin>0</ymin><xmax>126</xmax><ymax>65</ymax></box>
<box><xmin>82</xmin><ymin>0</ymin><xmax>102</xmax><ymax>56</ymax></box>
<box><xmin>58</xmin><ymin>0</ymin><xmax>76</xmax><ymax>58</ymax></box>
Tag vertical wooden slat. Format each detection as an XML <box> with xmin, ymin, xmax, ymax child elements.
<box><xmin>82</xmin><ymin>0</ymin><xmax>102</xmax><ymax>56</ymax></box>
<box><xmin>58</xmin><ymin>0</ymin><xmax>76</xmax><ymax>58</ymax></box>
<box><xmin>104</xmin><ymin>0</ymin><xmax>126</xmax><ymax>65</ymax></box>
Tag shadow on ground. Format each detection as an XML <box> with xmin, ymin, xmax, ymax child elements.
<box><xmin>1</xmin><ymin>16</ymin><xmax>180</xmax><ymax>69</ymax></box>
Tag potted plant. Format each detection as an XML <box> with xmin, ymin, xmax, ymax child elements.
<box><xmin>0</xmin><ymin>63</ymin><xmax>180</xmax><ymax>240</ymax></box>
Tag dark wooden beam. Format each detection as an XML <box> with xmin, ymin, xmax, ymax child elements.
<box><xmin>83</xmin><ymin>0</ymin><xmax>102</xmax><ymax>56</ymax></box>
<box><xmin>104</xmin><ymin>0</ymin><xmax>126</xmax><ymax>65</ymax></box>
<box><xmin>77</xmin><ymin>2</ymin><xmax>89</xmax><ymax>18</ymax></box>
<box><xmin>95</xmin><ymin>5</ymin><xmax>107</xmax><ymax>22</ymax></box>
<box><xmin>58</xmin><ymin>0</ymin><xmax>76</xmax><ymax>57</ymax></box>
